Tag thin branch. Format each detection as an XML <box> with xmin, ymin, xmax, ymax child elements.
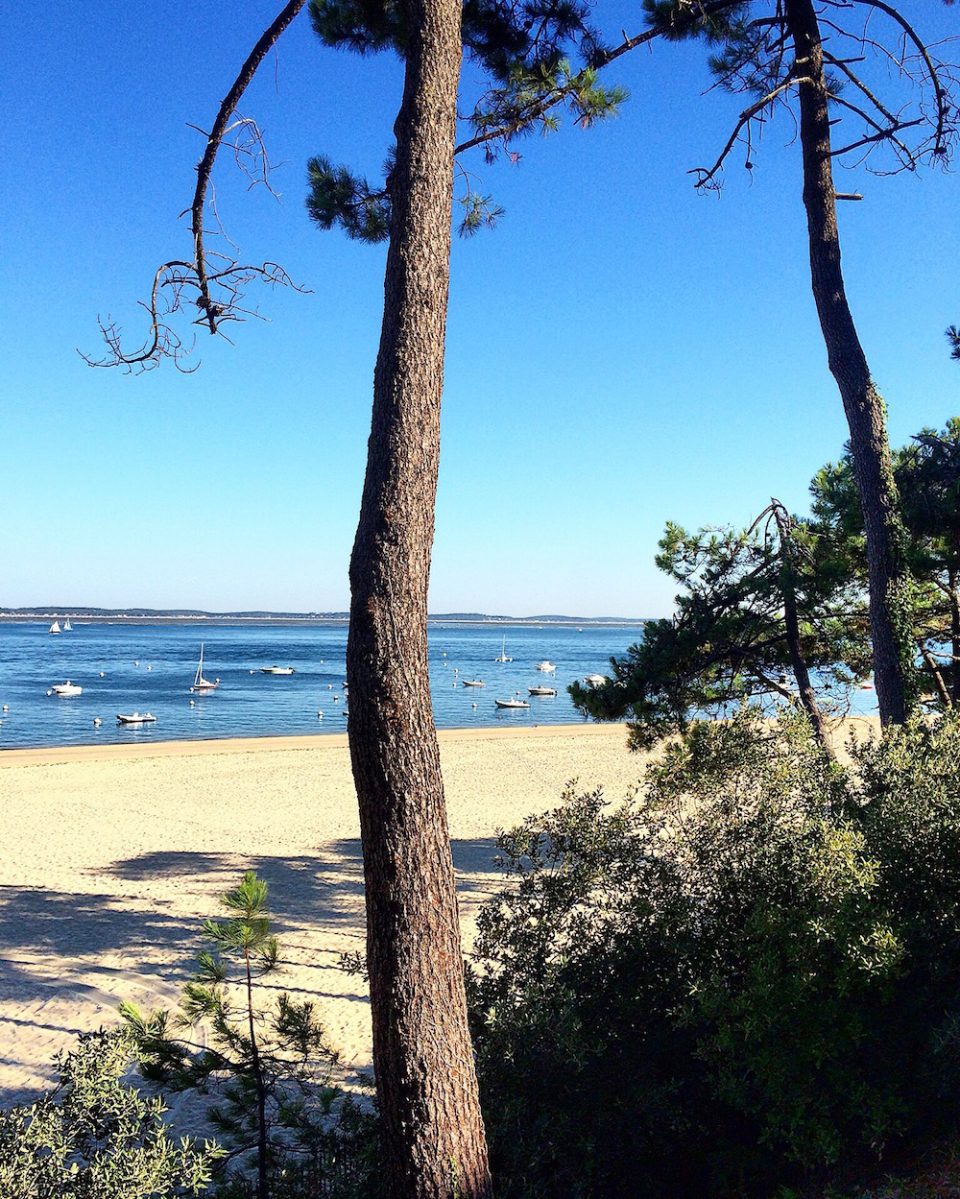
<box><xmin>191</xmin><ymin>0</ymin><xmax>308</xmax><ymax>332</ymax></box>
<box><xmin>690</xmin><ymin>75</ymin><xmax>808</xmax><ymax>188</ymax></box>
<box><xmin>849</xmin><ymin>0</ymin><xmax>951</xmax><ymax>155</ymax></box>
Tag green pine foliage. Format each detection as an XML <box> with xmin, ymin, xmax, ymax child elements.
<box><xmin>570</xmin><ymin>503</ymin><xmax>866</xmax><ymax>748</ymax></box>
<box><xmin>468</xmin><ymin>709</ymin><xmax>960</xmax><ymax>1197</ymax></box>
<box><xmin>812</xmin><ymin>422</ymin><xmax>960</xmax><ymax>710</ymax></box>
<box><xmin>305</xmin><ymin>0</ymin><xmax>622</xmax><ymax>243</ymax></box>
<box><xmin>0</xmin><ymin>1028</ymin><xmax>220</xmax><ymax>1198</ymax></box>
<box><xmin>121</xmin><ymin>872</ymin><xmax>375</xmax><ymax>1199</ymax></box>
<box><xmin>305</xmin><ymin>156</ymin><xmax>391</xmax><ymax>243</ymax></box>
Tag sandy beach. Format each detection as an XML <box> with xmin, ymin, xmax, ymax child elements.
<box><xmin>0</xmin><ymin>723</ymin><xmax>645</xmax><ymax>1103</ymax></box>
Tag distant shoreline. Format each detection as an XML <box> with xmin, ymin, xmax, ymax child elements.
<box><xmin>0</xmin><ymin>613</ymin><xmax>649</xmax><ymax>628</ymax></box>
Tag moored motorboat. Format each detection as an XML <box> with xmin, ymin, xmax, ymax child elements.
<box><xmin>535</xmin><ymin>660</ymin><xmax>557</xmax><ymax>672</ymax></box>
<box><xmin>117</xmin><ymin>711</ymin><xmax>157</xmax><ymax>724</ymax></box>
<box><xmin>528</xmin><ymin>685</ymin><xmax>557</xmax><ymax>696</ymax></box>
<box><xmin>51</xmin><ymin>681</ymin><xmax>82</xmax><ymax>697</ymax></box>
<box><xmin>261</xmin><ymin>666</ymin><xmax>296</xmax><ymax>676</ymax></box>
<box><xmin>461</xmin><ymin>679</ymin><xmax>485</xmax><ymax>687</ymax></box>
<box><xmin>583</xmin><ymin>673</ymin><xmax>607</xmax><ymax>686</ymax></box>
<box><xmin>495</xmin><ymin>697</ymin><xmax>530</xmax><ymax>709</ymax></box>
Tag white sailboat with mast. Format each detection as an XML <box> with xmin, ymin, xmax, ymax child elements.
<box><xmin>190</xmin><ymin>643</ymin><xmax>220</xmax><ymax>693</ymax></box>
<box><xmin>494</xmin><ymin>635</ymin><xmax>512</xmax><ymax>663</ymax></box>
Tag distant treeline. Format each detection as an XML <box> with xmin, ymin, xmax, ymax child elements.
<box><xmin>0</xmin><ymin>606</ymin><xmax>648</xmax><ymax>624</ymax></box>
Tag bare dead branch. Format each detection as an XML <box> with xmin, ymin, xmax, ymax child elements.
<box><xmin>691</xmin><ymin>75</ymin><xmax>808</xmax><ymax>189</ymax></box>
<box><xmin>83</xmin><ymin>0</ymin><xmax>308</xmax><ymax>372</ymax></box>
<box><xmin>190</xmin><ymin>0</ymin><xmax>308</xmax><ymax>332</ymax></box>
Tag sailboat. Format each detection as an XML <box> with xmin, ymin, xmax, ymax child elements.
<box><xmin>494</xmin><ymin>636</ymin><xmax>512</xmax><ymax>663</ymax></box>
<box><xmin>63</xmin><ymin>618</ymin><xmax>73</xmax><ymax>631</ymax></box>
<box><xmin>49</xmin><ymin>621</ymin><xmax>61</xmax><ymax>634</ymax></box>
<box><xmin>190</xmin><ymin>643</ymin><xmax>220</xmax><ymax>693</ymax></box>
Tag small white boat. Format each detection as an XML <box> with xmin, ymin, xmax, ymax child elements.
<box><xmin>261</xmin><ymin>666</ymin><xmax>296</xmax><ymax>676</ymax></box>
<box><xmin>63</xmin><ymin>618</ymin><xmax>73</xmax><ymax>632</ymax></box>
<box><xmin>495</xmin><ymin>697</ymin><xmax>530</xmax><ymax>709</ymax></box>
<box><xmin>535</xmin><ymin>661</ymin><xmax>557</xmax><ymax>672</ymax></box>
<box><xmin>49</xmin><ymin>621</ymin><xmax>61</xmax><ymax>635</ymax></box>
<box><xmin>583</xmin><ymin>673</ymin><xmax>607</xmax><ymax>686</ymax></box>
<box><xmin>494</xmin><ymin>636</ymin><xmax>512</xmax><ymax>663</ymax></box>
<box><xmin>51</xmin><ymin>681</ymin><xmax>82</xmax><ymax>697</ymax></box>
<box><xmin>117</xmin><ymin>711</ymin><xmax>157</xmax><ymax>724</ymax></box>
<box><xmin>461</xmin><ymin>679</ymin><xmax>485</xmax><ymax>688</ymax></box>
<box><xmin>190</xmin><ymin>643</ymin><xmax>220</xmax><ymax>693</ymax></box>
<box><xmin>528</xmin><ymin>685</ymin><xmax>557</xmax><ymax>697</ymax></box>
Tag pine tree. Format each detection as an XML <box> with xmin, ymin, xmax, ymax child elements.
<box><xmin>653</xmin><ymin>0</ymin><xmax>955</xmax><ymax>725</ymax></box>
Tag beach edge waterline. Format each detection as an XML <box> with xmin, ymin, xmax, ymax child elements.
<box><xmin>0</xmin><ymin>720</ymin><xmax>627</xmax><ymax>768</ymax></box>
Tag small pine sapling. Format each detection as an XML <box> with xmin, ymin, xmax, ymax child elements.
<box><xmin>121</xmin><ymin>872</ymin><xmax>360</xmax><ymax>1199</ymax></box>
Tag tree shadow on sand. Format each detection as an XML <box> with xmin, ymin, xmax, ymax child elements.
<box><xmin>0</xmin><ymin>838</ymin><xmax>509</xmax><ymax>1104</ymax></box>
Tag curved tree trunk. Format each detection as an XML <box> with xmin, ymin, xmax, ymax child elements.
<box><xmin>345</xmin><ymin>0</ymin><xmax>493</xmax><ymax>1196</ymax></box>
<box><xmin>785</xmin><ymin>0</ymin><xmax>913</xmax><ymax>726</ymax></box>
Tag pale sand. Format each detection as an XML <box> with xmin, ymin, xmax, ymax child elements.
<box><xmin>0</xmin><ymin>724</ymin><xmax>645</xmax><ymax>1102</ymax></box>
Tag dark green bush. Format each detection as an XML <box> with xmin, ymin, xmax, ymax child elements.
<box><xmin>468</xmin><ymin>712</ymin><xmax>960</xmax><ymax>1198</ymax></box>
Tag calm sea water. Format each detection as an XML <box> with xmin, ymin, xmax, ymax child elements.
<box><xmin>0</xmin><ymin>621</ymin><xmax>644</xmax><ymax>750</ymax></box>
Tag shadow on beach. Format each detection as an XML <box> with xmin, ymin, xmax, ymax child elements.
<box><xmin>0</xmin><ymin>837</ymin><xmax>507</xmax><ymax>1104</ymax></box>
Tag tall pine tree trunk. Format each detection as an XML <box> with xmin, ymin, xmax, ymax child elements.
<box><xmin>785</xmin><ymin>0</ymin><xmax>912</xmax><ymax>725</ymax></box>
<box><xmin>345</xmin><ymin>0</ymin><xmax>492</xmax><ymax>1195</ymax></box>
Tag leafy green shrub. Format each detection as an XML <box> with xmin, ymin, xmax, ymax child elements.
<box><xmin>468</xmin><ymin>712</ymin><xmax>960</xmax><ymax>1198</ymax></box>
<box><xmin>0</xmin><ymin>1027</ymin><xmax>219</xmax><ymax>1197</ymax></box>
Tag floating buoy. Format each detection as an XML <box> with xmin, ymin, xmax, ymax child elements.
<box><xmin>93</xmin><ymin>717</ymin><xmax>102</xmax><ymax>727</ymax></box>
<box><xmin>46</xmin><ymin>690</ymin><xmax>52</xmax><ymax>697</ymax></box>
<box><xmin>189</xmin><ymin>699</ymin><xmax>195</xmax><ymax>707</ymax></box>
<box><xmin>472</xmin><ymin>703</ymin><xmax>477</xmax><ymax>709</ymax></box>
<box><xmin>146</xmin><ymin>665</ymin><xmax>152</xmax><ymax>671</ymax></box>
<box><xmin>134</xmin><ymin>660</ymin><xmax>139</xmax><ymax>667</ymax></box>
<box><xmin>333</xmin><ymin>695</ymin><xmax>340</xmax><ymax>703</ymax></box>
<box><xmin>99</xmin><ymin>671</ymin><xmax>105</xmax><ymax>678</ymax></box>
<box><xmin>1</xmin><ymin>704</ymin><xmax>8</xmax><ymax>712</ymax></box>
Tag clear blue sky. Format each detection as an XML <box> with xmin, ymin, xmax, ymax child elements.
<box><xmin>1</xmin><ymin>2</ymin><xmax>956</xmax><ymax>616</ymax></box>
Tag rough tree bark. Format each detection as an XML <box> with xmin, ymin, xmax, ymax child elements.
<box><xmin>345</xmin><ymin>0</ymin><xmax>493</xmax><ymax>1195</ymax></box>
<box><xmin>785</xmin><ymin>0</ymin><xmax>912</xmax><ymax>725</ymax></box>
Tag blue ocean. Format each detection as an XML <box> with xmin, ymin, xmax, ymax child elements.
<box><xmin>0</xmin><ymin>621</ymin><xmax>645</xmax><ymax>750</ymax></box>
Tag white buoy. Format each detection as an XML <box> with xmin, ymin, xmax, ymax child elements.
<box><xmin>93</xmin><ymin>717</ymin><xmax>102</xmax><ymax>727</ymax></box>
<box><xmin>472</xmin><ymin>702</ymin><xmax>477</xmax><ymax>709</ymax></box>
<box><xmin>1</xmin><ymin>704</ymin><xmax>8</xmax><ymax>712</ymax></box>
<box><xmin>99</xmin><ymin>671</ymin><xmax>105</xmax><ymax>678</ymax></box>
<box><xmin>46</xmin><ymin>690</ymin><xmax>52</xmax><ymax>697</ymax></box>
<box><xmin>134</xmin><ymin>660</ymin><xmax>139</xmax><ymax>667</ymax></box>
<box><xmin>317</xmin><ymin>711</ymin><xmax>323</xmax><ymax>718</ymax></box>
<box><xmin>146</xmin><ymin>664</ymin><xmax>152</xmax><ymax>671</ymax></box>
<box><xmin>189</xmin><ymin>699</ymin><xmax>195</xmax><ymax>707</ymax></box>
